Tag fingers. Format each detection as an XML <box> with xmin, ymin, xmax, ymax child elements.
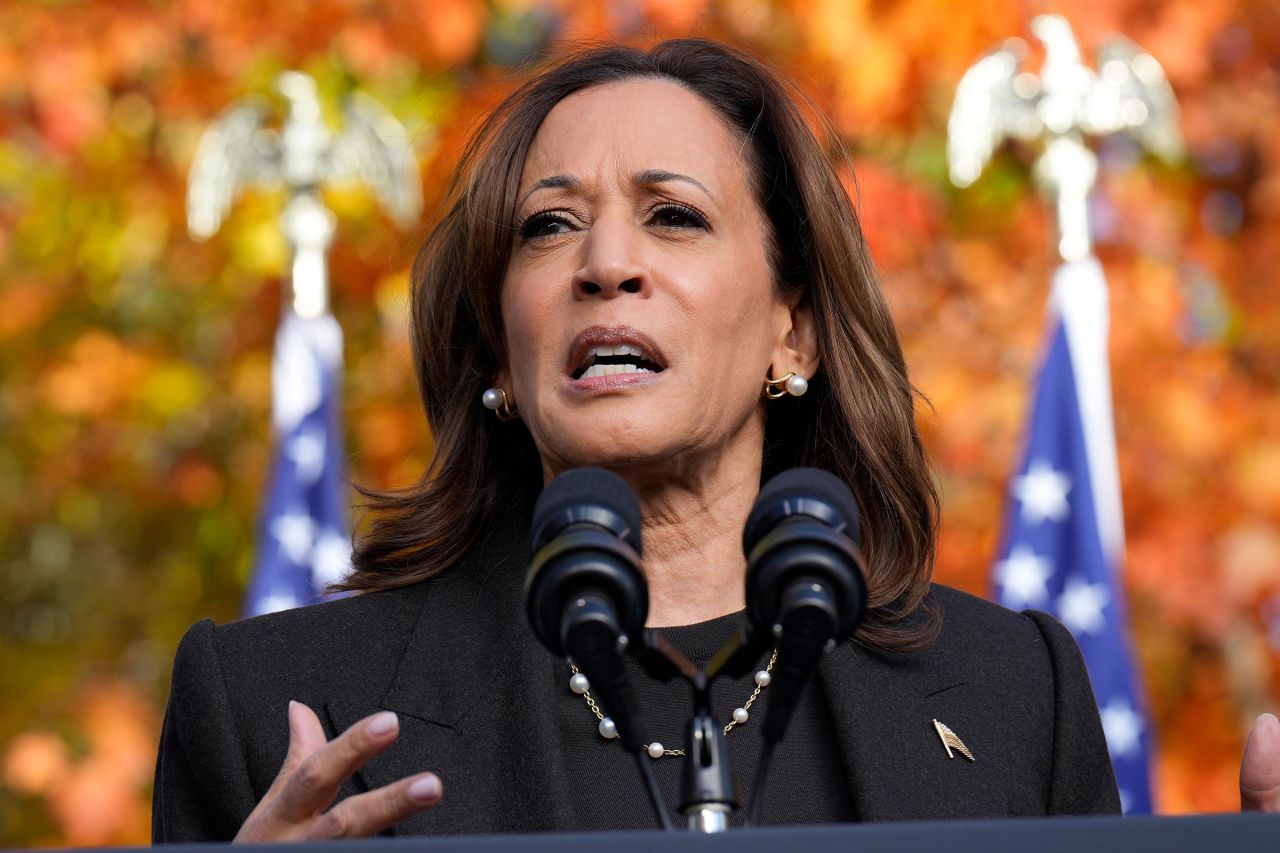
<box><xmin>1240</xmin><ymin>712</ymin><xmax>1280</xmax><ymax>812</ymax></box>
<box><xmin>257</xmin><ymin>701</ymin><xmax>329</xmax><ymax>807</ymax></box>
<box><xmin>275</xmin><ymin>709</ymin><xmax>402</xmax><ymax>822</ymax></box>
<box><xmin>307</xmin><ymin>773</ymin><xmax>443</xmax><ymax>839</ymax></box>
<box><xmin>287</xmin><ymin>700</ymin><xmax>331</xmax><ymax>762</ymax></box>
<box><xmin>273</xmin><ymin>701</ymin><xmax>329</xmax><ymax>785</ymax></box>
<box><xmin>235</xmin><ymin>704</ymin><xmax>439</xmax><ymax>843</ymax></box>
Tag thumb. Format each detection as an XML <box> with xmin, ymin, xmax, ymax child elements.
<box><xmin>1240</xmin><ymin>712</ymin><xmax>1280</xmax><ymax>812</ymax></box>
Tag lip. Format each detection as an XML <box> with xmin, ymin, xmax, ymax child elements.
<box><xmin>564</xmin><ymin>324</ymin><xmax>668</xmax><ymax>393</ymax></box>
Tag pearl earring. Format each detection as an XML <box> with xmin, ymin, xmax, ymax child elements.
<box><xmin>481</xmin><ymin>387</ymin><xmax>519</xmax><ymax>421</ymax></box>
<box><xmin>763</xmin><ymin>371</ymin><xmax>808</xmax><ymax>400</ymax></box>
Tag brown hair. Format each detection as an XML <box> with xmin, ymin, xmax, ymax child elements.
<box><xmin>344</xmin><ymin>38</ymin><xmax>940</xmax><ymax>652</ymax></box>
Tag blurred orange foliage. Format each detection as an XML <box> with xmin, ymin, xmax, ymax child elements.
<box><xmin>2</xmin><ymin>0</ymin><xmax>1279</xmax><ymax>845</ymax></box>
<box><xmin>3</xmin><ymin>682</ymin><xmax>156</xmax><ymax>846</ymax></box>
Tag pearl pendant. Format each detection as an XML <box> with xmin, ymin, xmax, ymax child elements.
<box><xmin>754</xmin><ymin>670</ymin><xmax>771</xmax><ymax>687</ymax></box>
<box><xmin>481</xmin><ymin>388</ymin><xmax>504</xmax><ymax>410</ymax></box>
<box><xmin>785</xmin><ymin>374</ymin><xmax>808</xmax><ymax>397</ymax></box>
<box><xmin>599</xmin><ymin>717</ymin><xmax>618</xmax><ymax>739</ymax></box>
<box><xmin>570</xmin><ymin>673</ymin><xmax>590</xmax><ymax>694</ymax></box>
<box><xmin>647</xmin><ymin>742</ymin><xmax>665</xmax><ymax>758</ymax></box>
<box><xmin>732</xmin><ymin>707</ymin><xmax>749</xmax><ymax>724</ymax></box>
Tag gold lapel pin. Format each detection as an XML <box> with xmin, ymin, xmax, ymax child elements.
<box><xmin>933</xmin><ymin>719</ymin><xmax>975</xmax><ymax>761</ymax></box>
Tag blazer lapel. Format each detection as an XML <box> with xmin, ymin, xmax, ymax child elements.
<box><xmin>327</xmin><ymin>521</ymin><xmax>575</xmax><ymax>834</ymax></box>
<box><xmin>819</xmin><ymin>638</ymin><xmax>1013</xmax><ymax>821</ymax></box>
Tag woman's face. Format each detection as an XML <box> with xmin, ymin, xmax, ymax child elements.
<box><xmin>501</xmin><ymin>78</ymin><xmax>813</xmax><ymax>481</ymax></box>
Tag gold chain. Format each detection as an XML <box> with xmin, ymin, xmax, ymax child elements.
<box><xmin>569</xmin><ymin>649</ymin><xmax>778</xmax><ymax>758</ymax></box>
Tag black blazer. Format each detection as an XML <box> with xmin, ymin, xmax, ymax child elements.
<box><xmin>152</xmin><ymin>521</ymin><xmax>1120</xmax><ymax>842</ymax></box>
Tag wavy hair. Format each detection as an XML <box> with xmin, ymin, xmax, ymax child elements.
<box><xmin>343</xmin><ymin>38</ymin><xmax>940</xmax><ymax>652</ymax></box>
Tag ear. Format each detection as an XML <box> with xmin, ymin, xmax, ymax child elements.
<box><xmin>769</xmin><ymin>295</ymin><xmax>820</xmax><ymax>381</ymax></box>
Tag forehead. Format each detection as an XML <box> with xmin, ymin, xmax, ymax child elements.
<box><xmin>521</xmin><ymin>77</ymin><xmax>747</xmax><ymax>191</ymax></box>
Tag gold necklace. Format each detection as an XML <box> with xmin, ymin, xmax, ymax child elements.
<box><xmin>568</xmin><ymin>649</ymin><xmax>778</xmax><ymax>759</ymax></box>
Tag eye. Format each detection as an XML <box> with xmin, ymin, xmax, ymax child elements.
<box><xmin>648</xmin><ymin>203</ymin><xmax>709</xmax><ymax>231</ymax></box>
<box><xmin>519</xmin><ymin>211</ymin><xmax>576</xmax><ymax>242</ymax></box>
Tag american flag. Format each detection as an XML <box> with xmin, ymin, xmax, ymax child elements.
<box><xmin>244</xmin><ymin>310</ymin><xmax>352</xmax><ymax>617</ymax></box>
<box><xmin>992</xmin><ymin>257</ymin><xmax>1154</xmax><ymax>813</ymax></box>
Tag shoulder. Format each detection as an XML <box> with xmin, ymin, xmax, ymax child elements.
<box><xmin>164</xmin><ymin>575</ymin><xmax>502</xmax><ymax>800</ymax></box>
<box><xmin>833</xmin><ymin>584</ymin><xmax>1117</xmax><ymax>817</ymax></box>
<box><xmin>897</xmin><ymin>583</ymin><xmax>1093</xmax><ymax>719</ymax></box>
<box><xmin>193</xmin><ymin>583</ymin><xmax>432</xmax><ymax>673</ymax></box>
<box><xmin>927</xmin><ymin>582</ymin><xmax>1050</xmax><ymax>649</ymax></box>
<box><xmin>184</xmin><ymin>515</ymin><xmax>532</xmax><ymax>694</ymax></box>
<box><xmin>924</xmin><ymin>582</ymin><xmax>1087</xmax><ymax>679</ymax></box>
<box><xmin>167</xmin><ymin>584</ymin><xmax>434</xmax><ymax>734</ymax></box>
<box><xmin>173</xmin><ymin>518</ymin><xmax>531</xmax><ymax>711</ymax></box>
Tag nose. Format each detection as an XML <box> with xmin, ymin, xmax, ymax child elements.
<box><xmin>572</xmin><ymin>214</ymin><xmax>650</xmax><ymax>300</ymax></box>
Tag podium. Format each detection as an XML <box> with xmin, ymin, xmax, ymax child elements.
<box><xmin>129</xmin><ymin>813</ymin><xmax>1276</xmax><ymax>852</ymax></box>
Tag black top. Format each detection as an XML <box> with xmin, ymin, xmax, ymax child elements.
<box><xmin>152</xmin><ymin>519</ymin><xmax>1120</xmax><ymax>841</ymax></box>
<box><xmin>559</xmin><ymin>610</ymin><xmax>855</xmax><ymax>830</ymax></box>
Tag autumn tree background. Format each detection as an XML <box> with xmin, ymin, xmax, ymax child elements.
<box><xmin>2</xmin><ymin>0</ymin><xmax>1279</xmax><ymax>846</ymax></box>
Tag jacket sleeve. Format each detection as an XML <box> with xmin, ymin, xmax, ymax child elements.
<box><xmin>1024</xmin><ymin>609</ymin><xmax>1123</xmax><ymax>816</ymax></box>
<box><xmin>152</xmin><ymin>619</ymin><xmax>261</xmax><ymax>842</ymax></box>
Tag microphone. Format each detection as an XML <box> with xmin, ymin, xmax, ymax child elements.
<box><xmin>524</xmin><ymin>467</ymin><xmax>650</xmax><ymax>753</ymax></box>
<box><xmin>743</xmin><ymin>467</ymin><xmax>868</xmax><ymax>742</ymax></box>
<box><xmin>741</xmin><ymin>467</ymin><xmax>868</xmax><ymax>824</ymax></box>
<box><xmin>525</xmin><ymin>468</ymin><xmax>676</xmax><ymax>831</ymax></box>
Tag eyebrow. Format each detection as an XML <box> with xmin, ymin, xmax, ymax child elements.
<box><xmin>634</xmin><ymin>169</ymin><xmax>716</xmax><ymax>203</ymax></box>
<box><xmin>519</xmin><ymin>174</ymin><xmax>579</xmax><ymax>209</ymax></box>
<box><xmin>517</xmin><ymin>170</ymin><xmax>716</xmax><ymax>209</ymax></box>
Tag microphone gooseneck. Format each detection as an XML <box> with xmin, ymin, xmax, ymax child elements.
<box><xmin>742</xmin><ymin>467</ymin><xmax>869</xmax><ymax>825</ymax></box>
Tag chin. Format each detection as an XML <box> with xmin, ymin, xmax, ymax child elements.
<box><xmin>541</xmin><ymin>412</ymin><xmax>695</xmax><ymax>474</ymax></box>
<box><xmin>558</xmin><ymin>436</ymin><xmax>677</xmax><ymax>471</ymax></box>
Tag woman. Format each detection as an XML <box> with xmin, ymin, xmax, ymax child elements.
<box><xmin>152</xmin><ymin>38</ymin><xmax>1278</xmax><ymax>842</ymax></box>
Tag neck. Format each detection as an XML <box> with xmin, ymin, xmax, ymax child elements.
<box><xmin>623</xmin><ymin>442</ymin><xmax>763</xmax><ymax>628</ymax></box>
<box><xmin>538</xmin><ymin>411</ymin><xmax>768</xmax><ymax>627</ymax></box>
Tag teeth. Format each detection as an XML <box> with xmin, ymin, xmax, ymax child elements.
<box><xmin>584</xmin><ymin>343</ymin><xmax>648</xmax><ymax>363</ymax></box>
<box><xmin>580</xmin><ymin>363</ymin><xmax>655</xmax><ymax>379</ymax></box>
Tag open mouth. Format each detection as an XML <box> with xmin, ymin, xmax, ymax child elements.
<box><xmin>572</xmin><ymin>343</ymin><xmax>666</xmax><ymax>380</ymax></box>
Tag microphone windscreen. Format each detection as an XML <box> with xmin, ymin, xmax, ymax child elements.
<box><xmin>743</xmin><ymin>467</ymin><xmax>861</xmax><ymax>554</ymax></box>
<box><xmin>531</xmin><ymin>467</ymin><xmax>643</xmax><ymax>554</ymax></box>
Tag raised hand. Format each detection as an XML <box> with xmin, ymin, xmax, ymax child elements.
<box><xmin>234</xmin><ymin>701</ymin><xmax>442</xmax><ymax>842</ymax></box>
<box><xmin>1240</xmin><ymin>712</ymin><xmax>1280</xmax><ymax>813</ymax></box>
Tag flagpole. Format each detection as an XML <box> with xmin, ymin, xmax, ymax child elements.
<box><xmin>1050</xmin><ymin>257</ymin><xmax>1125</xmax><ymax>560</ymax></box>
<box><xmin>187</xmin><ymin>72</ymin><xmax>422</xmax><ymax>616</ymax></box>
<box><xmin>949</xmin><ymin>14</ymin><xmax>1184</xmax><ymax>814</ymax></box>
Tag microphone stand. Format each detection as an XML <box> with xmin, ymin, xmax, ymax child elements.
<box><xmin>681</xmin><ymin>688</ymin><xmax>736</xmax><ymax>831</ymax></box>
<box><xmin>636</xmin><ymin>629</ymin><xmax>774</xmax><ymax>832</ymax></box>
